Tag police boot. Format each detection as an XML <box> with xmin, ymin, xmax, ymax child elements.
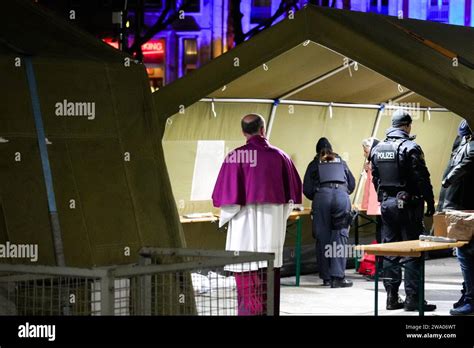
<box><xmin>453</xmin><ymin>285</ymin><xmax>466</xmax><ymax>309</ymax></box>
<box><xmin>331</xmin><ymin>277</ymin><xmax>353</xmax><ymax>288</ymax></box>
<box><xmin>386</xmin><ymin>292</ymin><xmax>404</xmax><ymax>310</ymax></box>
<box><xmin>404</xmin><ymin>295</ymin><xmax>437</xmax><ymax>312</ymax></box>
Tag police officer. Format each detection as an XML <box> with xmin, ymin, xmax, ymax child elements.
<box><xmin>304</xmin><ymin>137</ymin><xmax>356</xmax><ymax>288</ymax></box>
<box><xmin>371</xmin><ymin>110</ymin><xmax>436</xmax><ymax>311</ymax></box>
<box><xmin>442</xmin><ymin>120</ymin><xmax>474</xmax><ymax>316</ymax></box>
<box><xmin>442</xmin><ymin>120</ymin><xmax>474</xmax><ymax>210</ymax></box>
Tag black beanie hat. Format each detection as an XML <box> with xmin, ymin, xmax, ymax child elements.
<box><xmin>316</xmin><ymin>137</ymin><xmax>332</xmax><ymax>154</ymax></box>
<box><xmin>391</xmin><ymin>109</ymin><xmax>413</xmax><ymax>127</ymax></box>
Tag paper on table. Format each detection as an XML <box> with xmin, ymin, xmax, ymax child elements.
<box><xmin>182</xmin><ymin>212</ymin><xmax>215</xmax><ymax>219</ymax></box>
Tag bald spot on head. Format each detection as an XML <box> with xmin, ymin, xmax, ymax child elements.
<box><xmin>241</xmin><ymin>113</ymin><xmax>265</xmax><ymax>136</ymax></box>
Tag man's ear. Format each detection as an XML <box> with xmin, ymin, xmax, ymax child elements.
<box><xmin>260</xmin><ymin>127</ymin><xmax>265</xmax><ymax>136</ymax></box>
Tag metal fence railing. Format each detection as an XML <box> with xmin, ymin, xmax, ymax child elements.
<box><xmin>0</xmin><ymin>248</ymin><xmax>275</xmax><ymax>316</ymax></box>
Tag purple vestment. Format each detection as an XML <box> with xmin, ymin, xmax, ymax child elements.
<box><xmin>212</xmin><ymin>135</ymin><xmax>302</xmax><ymax>207</ymax></box>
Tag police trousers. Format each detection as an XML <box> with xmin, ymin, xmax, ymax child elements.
<box><xmin>380</xmin><ymin>196</ymin><xmax>425</xmax><ymax>297</ymax></box>
<box><xmin>312</xmin><ymin>186</ymin><xmax>351</xmax><ymax>280</ymax></box>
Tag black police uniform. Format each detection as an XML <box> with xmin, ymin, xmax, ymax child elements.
<box><xmin>371</xmin><ymin>127</ymin><xmax>435</xmax><ymax>307</ymax></box>
<box><xmin>442</xmin><ymin>137</ymin><xmax>474</xmax><ymax>210</ymax></box>
<box><xmin>303</xmin><ymin>154</ymin><xmax>355</xmax><ymax>287</ymax></box>
<box><xmin>442</xmin><ymin>137</ymin><xmax>474</xmax><ymax>313</ymax></box>
<box><xmin>437</xmin><ymin>135</ymin><xmax>462</xmax><ymax>212</ymax></box>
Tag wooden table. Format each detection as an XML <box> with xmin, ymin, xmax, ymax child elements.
<box><xmin>356</xmin><ymin>240</ymin><xmax>468</xmax><ymax>316</ymax></box>
<box><xmin>352</xmin><ymin>206</ymin><xmax>378</xmax><ymax>244</ymax></box>
<box><xmin>287</xmin><ymin>208</ymin><xmax>311</xmax><ymax>286</ymax></box>
<box><xmin>180</xmin><ymin>215</ymin><xmax>219</xmax><ymax>224</ymax></box>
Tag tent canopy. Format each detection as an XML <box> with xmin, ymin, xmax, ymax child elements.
<box><xmin>0</xmin><ymin>0</ymin><xmax>185</xmax><ymax>266</ymax></box>
<box><xmin>154</xmin><ymin>5</ymin><xmax>474</xmax><ymax>122</ymax></box>
<box><xmin>154</xmin><ymin>5</ymin><xmax>471</xmax><ymax>220</ymax></box>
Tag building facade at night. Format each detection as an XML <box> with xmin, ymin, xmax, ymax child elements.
<box><xmin>139</xmin><ymin>0</ymin><xmax>474</xmax><ymax>87</ymax></box>
<box><xmin>144</xmin><ymin>0</ymin><xmax>229</xmax><ymax>89</ymax></box>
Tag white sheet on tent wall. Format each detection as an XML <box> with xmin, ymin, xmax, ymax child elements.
<box><xmin>190</xmin><ymin>140</ymin><xmax>225</xmax><ymax>201</ymax></box>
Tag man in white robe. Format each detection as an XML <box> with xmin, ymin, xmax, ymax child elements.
<box><xmin>212</xmin><ymin>114</ymin><xmax>302</xmax><ymax>315</ymax></box>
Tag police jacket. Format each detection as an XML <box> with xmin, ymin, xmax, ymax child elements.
<box><xmin>443</xmin><ymin>138</ymin><xmax>474</xmax><ymax>210</ymax></box>
<box><xmin>437</xmin><ymin>135</ymin><xmax>462</xmax><ymax>211</ymax></box>
<box><xmin>371</xmin><ymin>127</ymin><xmax>434</xmax><ymax>204</ymax></box>
<box><xmin>303</xmin><ymin>155</ymin><xmax>356</xmax><ymax>201</ymax></box>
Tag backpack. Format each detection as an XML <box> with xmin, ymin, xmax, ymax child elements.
<box><xmin>357</xmin><ymin>240</ymin><xmax>377</xmax><ymax>277</ymax></box>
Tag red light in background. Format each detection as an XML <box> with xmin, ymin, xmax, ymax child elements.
<box><xmin>102</xmin><ymin>38</ymin><xmax>119</xmax><ymax>49</ymax></box>
<box><xmin>142</xmin><ymin>41</ymin><xmax>164</xmax><ymax>55</ymax></box>
<box><xmin>102</xmin><ymin>38</ymin><xmax>165</xmax><ymax>64</ymax></box>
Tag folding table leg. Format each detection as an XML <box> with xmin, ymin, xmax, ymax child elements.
<box><xmin>419</xmin><ymin>253</ymin><xmax>425</xmax><ymax>317</ymax></box>
<box><xmin>295</xmin><ymin>218</ymin><xmax>302</xmax><ymax>287</ymax></box>
<box><xmin>374</xmin><ymin>255</ymin><xmax>379</xmax><ymax>316</ymax></box>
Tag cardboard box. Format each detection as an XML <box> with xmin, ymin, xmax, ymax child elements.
<box><xmin>446</xmin><ymin>210</ymin><xmax>474</xmax><ymax>241</ymax></box>
<box><xmin>433</xmin><ymin>212</ymin><xmax>448</xmax><ymax>237</ymax></box>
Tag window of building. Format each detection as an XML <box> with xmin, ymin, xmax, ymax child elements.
<box><xmin>251</xmin><ymin>0</ymin><xmax>272</xmax><ymax>24</ymax></box>
<box><xmin>427</xmin><ymin>0</ymin><xmax>449</xmax><ymax>22</ymax></box>
<box><xmin>183</xmin><ymin>38</ymin><xmax>198</xmax><ymax>75</ymax></box>
<box><xmin>182</xmin><ymin>0</ymin><xmax>201</xmax><ymax>13</ymax></box>
<box><xmin>369</xmin><ymin>0</ymin><xmax>389</xmax><ymax>15</ymax></box>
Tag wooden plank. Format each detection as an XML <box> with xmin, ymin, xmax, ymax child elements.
<box><xmin>288</xmin><ymin>208</ymin><xmax>311</xmax><ymax>221</ymax></box>
<box><xmin>180</xmin><ymin>216</ymin><xmax>219</xmax><ymax>224</ymax></box>
<box><xmin>355</xmin><ymin>240</ymin><xmax>468</xmax><ymax>257</ymax></box>
<box><xmin>369</xmin><ymin>251</ymin><xmax>421</xmax><ymax>257</ymax></box>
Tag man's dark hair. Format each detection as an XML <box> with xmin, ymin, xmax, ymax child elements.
<box><xmin>241</xmin><ymin>114</ymin><xmax>265</xmax><ymax>135</ymax></box>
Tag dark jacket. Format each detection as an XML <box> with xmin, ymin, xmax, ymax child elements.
<box><xmin>443</xmin><ymin>138</ymin><xmax>474</xmax><ymax>210</ymax></box>
<box><xmin>303</xmin><ymin>155</ymin><xmax>356</xmax><ymax>201</ymax></box>
<box><xmin>437</xmin><ymin>136</ymin><xmax>463</xmax><ymax>211</ymax></box>
<box><xmin>371</xmin><ymin>127</ymin><xmax>434</xmax><ymax>205</ymax></box>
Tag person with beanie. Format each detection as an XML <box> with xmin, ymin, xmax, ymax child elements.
<box><xmin>441</xmin><ymin>119</ymin><xmax>474</xmax><ymax>316</ymax></box>
<box><xmin>303</xmin><ymin>137</ymin><xmax>356</xmax><ymax>288</ymax></box>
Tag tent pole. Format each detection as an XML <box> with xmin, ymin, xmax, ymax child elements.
<box><xmin>266</xmin><ymin>100</ymin><xmax>280</xmax><ymax>140</ymax></box>
<box><xmin>279</xmin><ymin>62</ymin><xmax>356</xmax><ymax>100</ymax></box>
<box><xmin>24</xmin><ymin>57</ymin><xmax>66</xmax><ymax>267</ymax></box>
<box><xmin>199</xmin><ymin>98</ymin><xmax>449</xmax><ymax>112</ymax></box>
<box><xmin>352</xmin><ymin>91</ymin><xmax>418</xmax><ymax>206</ymax></box>
<box><xmin>200</xmin><ymin>98</ymin><xmax>274</xmax><ymax>104</ymax></box>
<box><xmin>352</xmin><ymin>105</ymin><xmax>385</xmax><ymax>206</ymax></box>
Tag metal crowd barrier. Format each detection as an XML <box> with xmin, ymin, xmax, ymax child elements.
<box><xmin>0</xmin><ymin>248</ymin><xmax>275</xmax><ymax>316</ymax></box>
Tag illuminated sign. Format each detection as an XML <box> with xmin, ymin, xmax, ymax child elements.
<box><xmin>142</xmin><ymin>41</ymin><xmax>164</xmax><ymax>55</ymax></box>
<box><xmin>102</xmin><ymin>38</ymin><xmax>165</xmax><ymax>64</ymax></box>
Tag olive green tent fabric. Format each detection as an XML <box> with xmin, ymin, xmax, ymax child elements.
<box><xmin>270</xmin><ymin>106</ymin><xmax>378</xmax><ymax>207</ymax></box>
<box><xmin>0</xmin><ymin>0</ymin><xmax>185</xmax><ymax>266</ymax></box>
<box><xmin>163</xmin><ymin>102</ymin><xmax>271</xmax><ymax>215</ymax></box>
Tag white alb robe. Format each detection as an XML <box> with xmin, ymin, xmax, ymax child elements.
<box><xmin>220</xmin><ymin>203</ymin><xmax>292</xmax><ymax>271</ymax></box>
